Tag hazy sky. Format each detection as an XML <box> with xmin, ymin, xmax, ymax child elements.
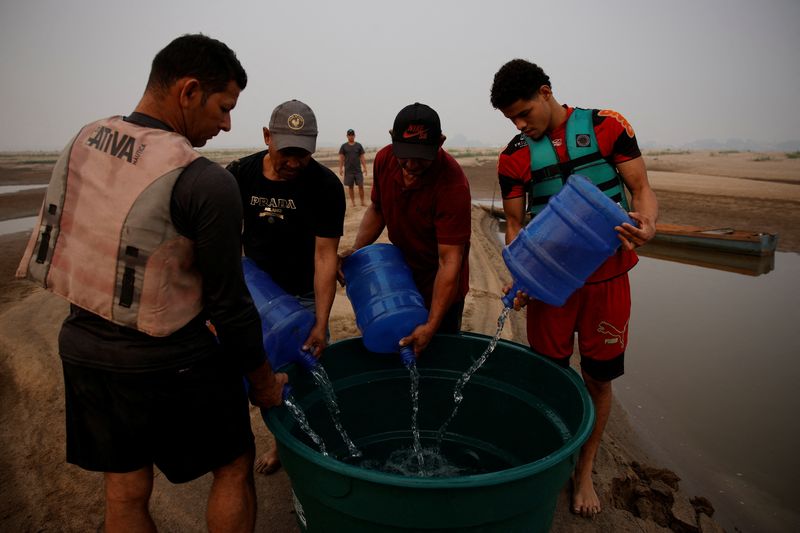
<box><xmin>1</xmin><ymin>0</ymin><xmax>798</xmax><ymax>151</ymax></box>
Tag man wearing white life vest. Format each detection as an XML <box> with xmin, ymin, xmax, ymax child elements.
<box><xmin>16</xmin><ymin>34</ymin><xmax>287</xmax><ymax>532</ymax></box>
<box><xmin>491</xmin><ymin>59</ymin><xmax>658</xmax><ymax>519</ymax></box>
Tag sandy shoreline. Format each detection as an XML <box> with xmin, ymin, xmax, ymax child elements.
<box><xmin>2</xmin><ymin>149</ymin><xmax>798</xmax><ymax>531</ymax></box>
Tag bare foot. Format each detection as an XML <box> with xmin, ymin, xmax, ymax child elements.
<box><xmin>571</xmin><ymin>472</ymin><xmax>601</xmax><ymax>518</ymax></box>
<box><xmin>254</xmin><ymin>448</ymin><xmax>281</xmax><ymax>475</ymax></box>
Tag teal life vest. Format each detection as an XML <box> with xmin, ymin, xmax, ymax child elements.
<box><xmin>524</xmin><ymin>108</ymin><xmax>630</xmax><ymax>217</ymax></box>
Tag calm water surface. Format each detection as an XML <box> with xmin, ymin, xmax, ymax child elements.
<box><xmin>0</xmin><ymin>185</ymin><xmax>44</xmax><ymax>236</ymax></box>
<box><xmin>620</xmin><ymin>251</ymin><xmax>800</xmax><ymax>532</ymax></box>
<box><xmin>0</xmin><ymin>216</ymin><xmax>37</xmax><ymax>236</ymax></box>
<box><xmin>0</xmin><ymin>184</ymin><xmax>46</xmax><ymax>195</ymax></box>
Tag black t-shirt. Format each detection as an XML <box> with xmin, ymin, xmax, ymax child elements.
<box><xmin>339</xmin><ymin>142</ymin><xmax>364</xmax><ymax>174</ymax></box>
<box><xmin>227</xmin><ymin>150</ymin><xmax>345</xmax><ymax>296</ymax></box>
<box><xmin>58</xmin><ymin>112</ymin><xmax>266</xmax><ymax>374</ymax></box>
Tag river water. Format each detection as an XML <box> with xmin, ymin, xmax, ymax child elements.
<box><xmin>479</xmin><ymin>201</ymin><xmax>798</xmax><ymax>530</ymax></box>
<box><xmin>620</xmin><ymin>251</ymin><xmax>800</xmax><ymax>532</ymax></box>
<box><xmin>0</xmin><ymin>216</ymin><xmax>38</xmax><ymax>236</ymax></box>
<box><xmin>0</xmin><ymin>184</ymin><xmax>46</xmax><ymax>195</ymax></box>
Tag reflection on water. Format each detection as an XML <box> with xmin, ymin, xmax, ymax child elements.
<box><xmin>639</xmin><ymin>241</ymin><xmax>775</xmax><ymax>276</ymax></box>
<box><xmin>0</xmin><ymin>184</ymin><xmax>46</xmax><ymax>195</ymax></box>
<box><xmin>0</xmin><ymin>216</ymin><xmax>37</xmax><ymax>236</ymax></box>
<box><xmin>619</xmin><ymin>251</ymin><xmax>800</xmax><ymax>532</ymax></box>
<box><xmin>0</xmin><ymin>184</ymin><xmax>45</xmax><ymax>236</ymax></box>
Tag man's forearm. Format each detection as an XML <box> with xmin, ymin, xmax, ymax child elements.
<box><xmin>502</xmin><ymin>197</ymin><xmax>526</xmax><ymax>245</ymax></box>
<box><xmin>313</xmin><ymin>264</ymin><xmax>337</xmax><ymax>330</ymax></box>
<box><xmin>313</xmin><ymin>238</ymin><xmax>340</xmax><ymax>330</ymax></box>
<box><xmin>426</xmin><ymin>244</ymin><xmax>465</xmax><ymax>330</ymax></box>
<box><xmin>426</xmin><ymin>269</ymin><xmax>459</xmax><ymax>331</ymax></box>
<box><xmin>631</xmin><ymin>187</ymin><xmax>659</xmax><ymax>224</ymax></box>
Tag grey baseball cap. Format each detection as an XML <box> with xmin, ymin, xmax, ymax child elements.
<box><xmin>268</xmin><ymin>99</ymin><xmax>318</xmax><ymax>153</ymax></box>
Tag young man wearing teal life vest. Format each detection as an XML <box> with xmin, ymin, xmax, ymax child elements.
<box><xmin>491</xmin><ymin>59</ymin><xmax>658</xmax><ymax>519</ymax></box>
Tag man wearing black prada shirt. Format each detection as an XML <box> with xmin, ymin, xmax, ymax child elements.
<box><xmin>227</xmin><ymin>99</ymin><xmax>345</xmax><ymax>474</ymax></box>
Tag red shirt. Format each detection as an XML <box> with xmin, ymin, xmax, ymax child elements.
<box><xmin>372</xmin><ymin>145</ymin><xmax>471</xmax><ymax>306</ymax></box>
<box><xmin>497</xmin><ymin>106</ymin><xmax>640</xmax><ymax>282</ymax></box>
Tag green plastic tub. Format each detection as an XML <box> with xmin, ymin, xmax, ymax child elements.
<box><xmin>263</xmin><ymin>333</ymin><xmax>594</xmax><ymax>532</ymax></box>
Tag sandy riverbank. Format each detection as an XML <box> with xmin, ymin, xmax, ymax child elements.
<box><xmin>2</xmin><ymin>148</ymin><xmax>798</xmax><ymax>531</ymax></box>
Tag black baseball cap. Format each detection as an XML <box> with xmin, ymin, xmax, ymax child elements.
<box><xmin>347</xmin><ymin>128</ymin><xmax>355</xmax><ymax>135</ymax></box>
<box><xmin>391</xmin><ymin>102</ymin><xmax>442</xmax><ymax>161</ymax></box>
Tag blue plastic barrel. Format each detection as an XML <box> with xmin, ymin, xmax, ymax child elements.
<box><xmin>502</xmin><ymin>174</ymin><xmax>635</xmax><ymax>308</ymax></box>
<box><xmin>341</xmin><ymin>244</ymin><xmax>429</xmax><ymax>366</ymax></box>
<box><xmin>242</xmin><ymin>257</ymin><xmax>318</xmax><ymax>371</ymax></box>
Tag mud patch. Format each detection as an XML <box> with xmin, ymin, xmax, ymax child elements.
<box><xmin>612</xmin><ymin>461</ymin><xmax>718</xmax><ymax>532</ymax></box>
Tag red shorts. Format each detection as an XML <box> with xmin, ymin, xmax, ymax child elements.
<box><xmin>526</xmin><ymin>273</ymin><xmax>631</xmax><ymax>381</ymax></box>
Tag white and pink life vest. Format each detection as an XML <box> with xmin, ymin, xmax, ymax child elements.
<box><xmin>17</xmin><ymin>116</ymin><xmax>204</xmax><ymax>337</ymax></box>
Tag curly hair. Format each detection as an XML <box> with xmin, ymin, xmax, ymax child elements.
<box><xmin>490</xmin><ymin>59</ymin><xmax>551</xmax><ymax>109</ymax></box>
<box><xmin>146</xmin><ymin>34</ymin><xmax>247</xmax><ymax>100</ymax></box>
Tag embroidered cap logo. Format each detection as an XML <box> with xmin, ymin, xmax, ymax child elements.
<box><xmin>402</xmin><ymin>124</ymin><xmax>429</xmax><ymax>140</ymax></box>
<box><xmin>287</xmin><ymin>114</ymin><xmax>305</xmax><ymax>131</ymax></box>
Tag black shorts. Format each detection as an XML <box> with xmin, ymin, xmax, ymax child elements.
<box><xmin>548</xmin><ymin>351</ymin><xmax>625</xmax><ymax>382</ymax></box>
<box><xmin>344</xmin><ymin>172</ymin><xmax>364</xmax><ymax>186</ymax></box>
<box><xmin>62</xmin><ymin>356</ymin><xmax>254</xmax><ymax>483</ymax></box>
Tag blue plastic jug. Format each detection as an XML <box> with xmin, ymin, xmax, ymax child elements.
<box><xmin>341</xmin><ymin>243</ymin><xmax>429</xmax><ymax>366</ymax></box>
<box><xmin>502</xmin><ymin>174</ymin><xmax>635</xmax><ymax>308</ymax></box>
<box><xmin>242</xmin><ymin>257</ymin><xmax>318</xmax><ymax>371</ymax></box>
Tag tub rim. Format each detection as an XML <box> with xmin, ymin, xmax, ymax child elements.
<box><xmin>264</xmin><ymin>332</ymin><xmax>595</xmax><ymax>489</ymax></box>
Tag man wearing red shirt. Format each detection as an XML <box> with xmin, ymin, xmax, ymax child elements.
<box><xmin>346</xmin><ymin>102</ymin><xmax>471</xmax><ymax>356</ymax></box>
<box><xmin>491</xmin><ymin>59</ymin><xmax>658</xmax><ymax>519</ymax></box>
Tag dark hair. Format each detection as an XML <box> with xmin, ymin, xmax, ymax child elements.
<box><xmin>146</xmin><ymin>34</ymin><xmax>247</xmax><ymax>99</ymax></box>
<box><xmin>490</xmin><ymin>59</ymin><xmax>551</xmax><ymax>109</ymax></box>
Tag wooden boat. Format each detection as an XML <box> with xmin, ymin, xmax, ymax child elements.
<box><xmin>475</xmin><ymin>203</ymin><xmax>778</xmax><ymax>257</ymax></box>
<box><xmin>652</xmin><ymin>223</ymin><xmax>778</xmax><ymax>256</ymax></box>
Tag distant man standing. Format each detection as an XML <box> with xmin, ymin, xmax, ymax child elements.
<box><xmin>490</xmin><ymin>58</ymin><xmax>658</xmax><ymax>519</ymax></box>
<box><xmin>345</xmin><ymin>103</ymin><xmax>471</xmax><ymax>355</ymax></box>
<box><xmin>227</xmin><ymin>100</ymin><xmax>346</xmax><ymax>475</ymax></box>
<box><xmin>16</xmin><ymin>34</ymin><xmax>286</xmax><ymax>532</ymax></box>
<box><xmin>338</xmin><ymin>128</ymin><xmax>368</xmax><ymax>207</ymax></box>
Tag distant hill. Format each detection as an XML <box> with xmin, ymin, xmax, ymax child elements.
<box><xmin>318</xmin><ymin>133</ymin><xmax>494</xmax><ymax>150</ymax></box>
<box><xmin>446</xmin><ymin>133</ymin><xmax>493</xmax><ymax>148</ymax></box>
<box><xmin>641</xmin><ymin>138</ymin><xmax>800</xmax><ymax>152</ymax></box>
